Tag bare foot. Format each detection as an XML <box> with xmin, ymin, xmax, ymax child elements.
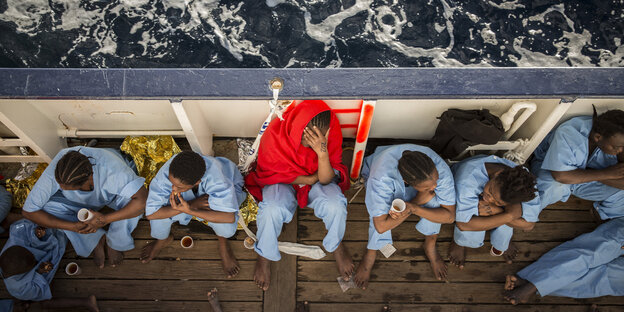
<box><xmin>502</xmin><ymin>242</ymin><xmax>519</xmax><ymax>264</ymax></box>
<box><xmin>106</xmin><ymin>243</ymin><xmax>124</xmax><ymax>267</ymax></box>
<box><xmin>92</xmin><ymin>236</ymin><xmax>106</xmax><ymax>269</ymax></box>
<box><xmin>424</xmin><ymin>235</ymin><xmax>448</xmax><ymax>281</ymax></box>
<box><xmin>504</xmin><ymin>277</ymin><xmax>537</xmax><ymax>305</ymax></box>
<box><xmin>504</xmin><ymin>274</ymin><xmax>527</xmax><ymax>291</ymax></box>
<box><xmin>353</xmin><ymin>249</ymin><xmax>376</xmax><ymax>289</ymax></box>
<box><xmin>382</xmin><ymin>305</ymin><xmax>392</xmax><ymax>312</ymax></box>
<box><xmin>448</xmin><ymin>241</ymin><xmax>465</xmax><ymax>269</ymax></box>
<box><xmin>140</xmin><ymin>234</ymin><xmax>173</xmax><ymax>264</ymax></box>
<box><xmin>207</xmin><ymin>288</ymin><xmax>223</xmax><ymax>312</ymax></box>
<box><xmin>87</xmin><ymin>294</ymin><xmax>99</xmax><ymax>312</ymax></box>
<box><xmin>334</xmin><ymin>243</ymin><xmax>355</xmax><ymax>281</ymax></box>
<box><xmin>254</xmin><ymin>255</ymin><xmax>271</xmax><ymax>291</ymax></box>
<box><xmin>590</xmin><ymin>304</ymin><xmax>599</xmax><ymax>312</ymax></box>
<box><xmin>296</xmin><ymin>301</ymin><xmax>310</xmax><ymax>312</ymax></box>
<box><xmin>218</xmin><ymin>236</ymin><xmax>240</xmax><ymax>278</ymax></box>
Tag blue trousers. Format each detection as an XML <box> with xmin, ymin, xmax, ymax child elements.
<box><xmin>518</xmin><ymin>217</ymin><xmax>624</xmax><ymax>298</ymax></box>
<box><xmin>367</xmin><ymin>197</ymin><xmax>442</xmax><ymax>250</ymax></box>
<box><xmin>453</xmin><ymin>223</ymin><xmax>514</xmax><ymax>252</ymax></box>
<box><xmin>533</xmin><ymin>163</ymin><xmax>624</xmax><ymax>220</ymax></box>
<box><xmin>42</xmin><ymin>196</ymin><xmax>140</xmax><ymax>257</ymax></box>
<box><xmin>254</xmin><ymin>183</ymin><xmax>347</xmax><ymax>261</ymax></box>
<box><xmin>0</xmin><ymin>186</ymin><xmax>11</xmax><ymax>234</ymax></box>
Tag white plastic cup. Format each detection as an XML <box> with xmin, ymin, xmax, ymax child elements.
<box><xmin>77</xmin><ymin>208</ymin><xmax>94</xmax><ymax>222</ymax></box>
<box><xmin>243</xmin><ymin>236</ymin><xmax>256</xmax><ymax>249</ymax></box>
<box><xmin>180</xmin><ymin>235</ymin><xmax>194</xmax><ymax>249</ymax></box>
<box><xmin>65</xmin><ymin>262</ymin><xmax>81</xmax><ymax>276</ymax></box>
<box><xmin>390</xmin><ymin>199</ymin><xmax>406</xmax><ymax>213</ymax></box>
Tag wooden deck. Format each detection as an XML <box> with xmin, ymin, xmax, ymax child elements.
<box><xmin>1</xmin><ymin>190</ymin><xmax>622</xmax><ymax>311</ymax></box>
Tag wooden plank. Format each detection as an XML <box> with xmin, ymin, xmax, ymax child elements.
<box><xmin>53</xmin><ymin>259</ymin><xmax>255</xmax><ymax>281</ymax></box>
<box><xmin>299</xmin><ymin>221</ymin><xmax>598</xmax><ymax>242</ymax></box>
<box><xmin>264</xmin><ymin>211</ymin><xmax>298</xmax><ymax>312</ymax></box>
<box><xmin>299</xmin><ymin>261</ymin><xmax>530</xmax><ymax>283</ymax></box>
<box><xmin>300</xmin><ymin>204</ymin><xmax>595</xmax><ymax>222</ymax></box>
<box><xmin>97</xmin><ymin>301</ymin><xmax>262</xmax><ymax>312</ymax></box>
<box><xmin>306</xmin><ymin>241</ymin><xmax>561</xmax><ymax>262</ymax></box>
<box><xmin>547</xmin><ymin>197</ymin><xmax>594</xmax><ymax>210</ymax></box>
<box><xmin>131</xmin><ymin>220</ymin><xmax>249</xmax><ymax>240</ymax></box>
<box><xmin>305</xmin><ymin>303</ymin><xmax>623</xmax><ymax>312</ymax></box>
<box><xmin>297</xmin><ymin>282</ymin><xmax>623</xmax><ymax>305</ymax></box>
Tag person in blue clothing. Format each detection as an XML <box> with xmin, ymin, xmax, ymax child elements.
<box><xmin>504</xmin><ymin>217</ymin><xmax>624</xmax><ymax>304</ymax></box>
<box><xmin>449</xmin><ymin>155</ymin><xmax>540</xmax><ymax>268</ymax></box>
<box><xmin>353</xmin><ymin>144</ymin><xmax>456</xmax><ymax>288</ymax></box>
<box><xmin>531</xmin><ymin>108</ymin><xmax>624</xmax><ymax>220</ymax></box>
<box><xmin>140</xmin><ymin>151</ymin><xmax>245</xmax><ymax>278</ymax></box>
<box><xmin>0</xmin><ymin>219</ymin><xmax>99</xmax><ymax>311</ymax></box>
<box><xmin>21</xmin><ymin>147</ymin><xmax>147</xmax><ymax>268</ymax></box>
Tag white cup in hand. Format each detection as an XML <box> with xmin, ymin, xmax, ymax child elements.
<box><xmin>390</xmin><ymin>199</ymin><xmax>406</xmax><ymax>213</ymax></box>
<box><xmin>77</xmin><ymin>208</ymin><xmax>94</xmax><ymax>222</ymax></box>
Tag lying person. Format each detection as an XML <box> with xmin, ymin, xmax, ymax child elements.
<box><xmin>354</xmin><ymin>144</ymin><xmax>456</xmax><ymax>288</ymax></box>
<box><xmin>22</xmin><ymin>147</ymin><xmax>147</xmax><ymax>268</ymax></box>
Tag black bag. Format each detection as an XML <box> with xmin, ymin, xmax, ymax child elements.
<box><xmin>430</xmin><ymin>108</ymin><xmax>504</xmax><ymax>159</ymax></box>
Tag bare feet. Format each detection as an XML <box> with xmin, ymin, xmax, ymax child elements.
<box><xmin>334</xmin><ymin>243</ymin><xmax>355</xmax><ymax>281</ymax></box>
<box><xmin>296</xmin><ymin>301</ymin><xmax>310</xmax><ymax>312</ymax></box>
<box><xmin>254</xmin><ymin>255</ymin><xmax>271</xmax><ymax>291</ymax></box>
<box><xmin>87</xmin><ymin>294</ymin><xmax>99</xmax><ymax>312</ymax></box>
<box><xmin>448</xmin><ymin>241</ymin><xmax>465</xmax><ymax>270</ymax></box>
<box><xmin>503</xmin><ymin>275</ymin><xmax>537</xmax><ymax>305</ymax></box>
<box><xmin>218</xmin><ymin>236</ymin><xmax>240</xmax><ymax>278</ymax></box>
<box><xmin>590</xmin><ymin>304</ymin><xmax>599</xmax><ymax>312</ymax></box>
<box><xmin>382</xmin><ymin>305</ymin><xmax>392</xmax><ymax>312</ymax></box>
<box><xmin>353</xmin><ymin>249</ymin><xmax>376</xmax><ymax>289</ymax></box>
<box><xmin>140</xmin><ymin>234</ymin><xmax>173</xmax><ymax>264</ymax></box>
<box><xmin>207</xmin><ymin>288</ymin><xmax>223</xmax><ymax>312</ymax></box>
<box><xmin>93</xmin><ymin>236</ymin><xmax>106</xmax><ymax>269</ymax></box>
<box><xmin>502</xmin><ymin>242</ymin><xmax>519</xmax><ymax>264</ymax></box>
<box><xmin>424</xmin><ymin>235</ymin><xmax>448</xmax><ymax>281</ymax></box>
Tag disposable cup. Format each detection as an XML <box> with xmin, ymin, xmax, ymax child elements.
<box><xmin>243</xmin><ymin>236</ymin><xmax>256</xmax><ymax>249</ymax></box>
<box><xmin>65</xmin><ymin>262</ymin><xmax>81</xmax><ymax>276</ymax></box>
<box><xmin>390</xmin><ymin>199</ymin><xmax>406</xmax><ymax>213</ymax></box>
<box><xmin>181</xmin><ymin>236</ymin><xmax>194</xmax><ymax>249</ymax></box>
<box><xmin>77</xmin><ymin>208</ymin><xmax>94</xmax><ymax>222</ymax></box>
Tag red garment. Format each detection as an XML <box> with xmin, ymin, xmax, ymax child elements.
<box><xmin>245</xmin><ymin>100</ymin><xmax>349</xmax><ymax>208</ymax></box>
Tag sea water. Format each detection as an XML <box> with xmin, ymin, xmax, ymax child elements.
<box><xmin>0</xmin><ymin>0</ymin><xmax>622</xmax><ymax>67</ymax></box>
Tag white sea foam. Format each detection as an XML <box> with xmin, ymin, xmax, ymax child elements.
<box><xmin>487</xmin><ymin>0</ymin><xmax>525</xmax><ymax>10</ymax></box>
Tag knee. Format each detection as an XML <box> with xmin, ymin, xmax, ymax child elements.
<box><xmin>214</xmin><ymin>223</ymin><xmax>237</xmax><ymax>238</ymax></box>
<box><xmin>323</xmin><ymin>200</ymin><xmax>347</xmax><ymax>220</ymax></box>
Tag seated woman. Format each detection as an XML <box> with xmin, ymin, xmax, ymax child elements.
<box><xmin>353</xmin><ymin>144</ymin><xmax>456</xmax><ymax>288</ymax></box>
<box><xmin>531</xmin><ymin>108</ymin><xmax>624</xmax><ymax>220</ymax></box>
<box><xmin>140</xmin><ymin>151</ymin><xmax>246</xmax><ymax>278</ymax></box>
<box><xmin>449</xmin><ymin>155</ymin><xmax>540</xmax><ymax>268</ymax></box>
<box><xmin>22</xmin><ymin>147</ymin><xmax>147</xmax><ymax>268</ymax></box>
<box><xmin>0</xmin><ymin>219</ymin><xmax>98</xmax><ymax>311</ymax></box>
<box><xmin>504</xmin><ymin>216</ymin><xmax>624</xmax><ymax>304</ymax></box>
<box><xmin>246</xmin><ymin>100</ymin><xmax>351</xmax><ymax>291</ymax></box>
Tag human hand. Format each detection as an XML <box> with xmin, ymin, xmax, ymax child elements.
<box><xmin>170</xmin><ymin>192</ymin><xmax>192</xmax><ymax>214</ymax></box>
<box><xmin>71</xmin><ymin>221</ymin><xmax>96</xmax><ymax>234</ymax></box>
<box><xmin>37</xmin><ymin>261</ymin><xmax>53</xmax><ymax>274</ymax></box>
<box><xmin>35</xmin><ymin>226</ymin><xmax>46</xmax><ymax>239</ymax></box>
<box><xmin>190</xmin><ymin>194</ymin><xmax>211</xmax><ymax>211</ymax></box>
<box><xmin>84</xmin><ymin>210</ymin><xmax>109</xmax><ymax>230</ymax></box>
<box><xmin>478</xmin><ymin>199</ymin><xmax>503</xmax><ymax>216</ymax></box>
<box><xmin>388</xmin><ymin>205</ymin><xmax>411</xmax><ymax>220</ymax></box>
<box><xmin>302</xmin><ymin>126</ymin><xmax>329</xmax><ymax>156</ymax></box>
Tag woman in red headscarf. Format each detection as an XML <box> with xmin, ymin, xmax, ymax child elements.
<box><xmin>245</xmin><ymin>100</ymin><xmax>352</xmax><ymax>291</ymax></box>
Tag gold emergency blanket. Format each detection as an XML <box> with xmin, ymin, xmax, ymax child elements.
<box><xmin>192</xmin><ymin>192</ymin><xmax>258</xmax><ymax>230</ymax></box>
<box><xmin>120</xmin><ymin>136</ymin><xmax>181</xmax><ymax>187</ymax></box>
<box><xmin>5</xmin><ymin>163</ymin><xmax>48</xmax><ymax>208</ymax></box>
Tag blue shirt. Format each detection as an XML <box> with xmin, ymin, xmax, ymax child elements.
<box><xmin>534</xmin><ymin>116</ymin><xmax>618</xmax><ymax>171</ymax></box>
<box><xmin>23</xmin><ymin>147</ymin><xmax>145</xmax><ymax>215</ymax></box>
<box><xmin>146</xmin><ymin>154</ymin><xmax>244</xmax><ymax>220</ymax></box>
<box><xmin>361</xmin><ymin>144</ymin><xmax>455</xmax><ymax>218</ymax></box>
<box><xmin>453</xmin><ymin>155</ymin><xmax>541</xmax><ymax>223</ymax></box>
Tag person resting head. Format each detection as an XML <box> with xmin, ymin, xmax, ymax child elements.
<box><xmin>301</xmin><ymin>110</ymin><xmax>331</xmax><ymax>148</ymax></box>
<box><xmin>591</xmin><ymin>108</ymin><xmax>624</xmax><ymax>156</ymax></box>
<box><xmin>54</xmin><ymin>150</ymin><xmax>94</xmax><ymax>191</ymax></box>
<box><xmin>398</xmin><ymin>150</ymin><xmax>439</xmax><ymax>194</ymax></box>
<box><xmin>0</xmin><ymin>246</ymin><xmax>37</xmax><ymax>278</ymax></box>
<box><xmin>168</xmin><ymin>151</ymin><xmax>207</xmax><ymax>194</ymax></box>
<box><xmin>484</xmin><ymin>166</ymin><xmax>537</xmax><ymax>207</ymax></box>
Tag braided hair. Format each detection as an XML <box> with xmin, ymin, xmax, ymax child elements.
<box><xmin>495</xmin><ymin>166</ymin><xmax>537</xmax><ymax>204</ymax></box>
<box><xmin>170</xmin><ymin>151</ymin><xmax>206</xmax><ymax>185</ymax></box>
<box><xmin>398</xmin><ymin>151</ymin><xmax>437</xmax><ymax>186</ymax></box>
<box><xmin>54</xmin><ymin>150</ymin><xmax>93</xmax><ymax>187</ymax></box>
<box><xmin>592</xmin><ymin>105</ymin><xmax>624</xmax><ymax>139</ymax></box>
<box><xmin>307</xmin><ymin>110</ymin><xmax>331</xmax><ymax>131</ymax></box>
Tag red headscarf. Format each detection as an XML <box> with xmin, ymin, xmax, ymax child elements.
<box><xmin>245</xmin><ymin>100</ymin><xmax>350</xmax><ymax>208</ymax></box>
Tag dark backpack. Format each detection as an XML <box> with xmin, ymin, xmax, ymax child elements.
<box><xmin>430</xmin><ymin>109</ymin><xmax>504</xmax><ymax>159</ymax></box>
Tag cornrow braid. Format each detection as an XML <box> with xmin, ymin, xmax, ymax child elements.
<box><xmin>54</xmin><ymin>150</ymin><xmax>94</xmax><ymax>187</ymax></box>
<box><xmin>398</xmin><ymin>150</ymin><xmax>437</xmax><ymax>186</ymax></box>
<box><xmin>592</xmin><ymin>105</ymin><xmax>624</xmax><ymax>139</ymax></box>
<box><xmin>496</xmin><ymin>166</ymin><xmax>537</xmax><ymax>205</ymax></box>
<box><xmin>307</xmin><ymin>110</ymin><xmax>331</xmax><ymax>130</ymax></box>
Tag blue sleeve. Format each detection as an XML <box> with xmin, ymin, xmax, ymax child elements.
<box><xmin>99</xmin><ymin>152</ymin><xmax>145</xmax><ymax>200</ymax></box>
<box><xmin>365</xmin><ymin>176</ymin><xmax>396</xmax><ymax>218</ymax></box>
<box><xmin>541</xmin><ymin>126</ymin><xmax>584</xmax><ymax>172</ymax></box>
<box><xmin>22</xmin><ymin>164</ymin><xmax>60</xmax><ymax>213</ymax></box>
<box><xmin>521</xmin><ymin>191</ymin><xmax>542</xmax><ymax>223</ymax></box>
<box><xmin>145</xmin><ymin>170</ymin><xmax>171</xmax><ymax>216</ymax></box>
<box><xmin>203</xmin><ymin>160</ymin><xmax>241</xmax><ymax>213</ymax></box>
<box><xmin>434</xmin><ymin>165</ymin><xmax>456</xmax><ymax>206</ymax></box>
<box><xmin>454</xmin><ymin>179</ymin><xmax>479</xmax><ymax>223</ymax></box>
<box><xmin>5</xmin><ymin>272</ymin><xmax>52</xmax><ymax>301</ymax></box>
